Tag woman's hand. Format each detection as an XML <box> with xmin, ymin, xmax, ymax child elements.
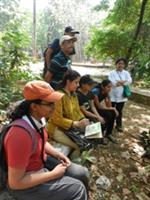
<box><xmin>110</xmin><ymin>107</ymin><xmax>119</xmax><ymax>116</ymax></box>
<box><xmin>97</xmin><ymin>116</ymin><xmax>105</xmax><ymax>124</ymax></box>
<box><xmin>57</xmin><ymin>152</ymin><xmax>71</xmax><ymax>167</ymax></box>
<box><xmin>73</xmin><ymin>118</ymin><xmax>90</xmax><ymax>128</ymax></box>
<box><xmin>117</xmin><ymin>80</ymin><xmax>125</xmax><ymax>86</ymax></box>
<box><xmin>52</xmin><ymin>164</ymin><xmax>67</xmax><ymax>179</ymax></box>
<box><xmin>79</xmin><ymin>118</ymin><xmax>90</xmax><ymax>127</ymax></box>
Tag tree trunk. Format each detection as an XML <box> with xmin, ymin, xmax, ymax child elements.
<box><xmin>32</xmin><ymin>0</ymin><xmax>36</xmax><ymax>58</ymax></box>
<box><xmin>126</xmin><ymin>0</ymin><xmax>148</xmax><ymax>64</ymax></box>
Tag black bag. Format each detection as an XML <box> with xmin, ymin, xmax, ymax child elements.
<box><xmin>66</xmin><ymin>128</ymin><xmax>93</xmax><ymax>151</ymax></box>
<box><xmin>0</xmin><ymin>119</ymin><xmax>37</xmax><ymax>190</ymax></box>
<box><xmin>0</xmin><ymin>125</ymin><xmax>8</xmax><ymax>189</ymax></box>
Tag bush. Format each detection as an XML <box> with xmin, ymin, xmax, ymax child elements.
<box><xmin>0</xmin><ymin>19</ymin><xmax>39</xmax><ymax>109</ymax></box>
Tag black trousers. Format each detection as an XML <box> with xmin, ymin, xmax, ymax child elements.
<box><xmin>43</xmin><ymin>60</ymin><xmax>48</xmax><ymax>78</ymax></box>
<box><xmin>98</xmin><ymin>109</ymin><xmax>116</xmax><ymax>136</ymax></box>
<box><xmin>111</xmin><ymin>102</ymin><xmax>125</xmax><ymax>127</ymax></box>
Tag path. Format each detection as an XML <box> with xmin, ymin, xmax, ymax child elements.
<box><xmin>28</xmin><ymin>61</ymin><xmax>110</xmax><ymax>77</ymax></box>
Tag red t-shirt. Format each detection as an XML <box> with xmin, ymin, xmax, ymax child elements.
<box><xmin>4</xmin><ymin>126</ymin><xmax>48</xmax><ymax>172</ymax></box>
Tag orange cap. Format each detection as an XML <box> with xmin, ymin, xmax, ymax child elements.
<box><xmin>23</xmin><ymin>80</ymin><xmax>64</xmax><ymax>102</ymax></box>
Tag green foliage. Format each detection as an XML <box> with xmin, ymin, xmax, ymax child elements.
<box><xmin>0</xmin><ymin>68</ymin><xmax>38</xmax><ymax>108</ymax></box>
<box><xmin>85</xmin><ymin>0</ymin><xmax>150</xmax><ymax>85</ymax></box>
<box><xmin>0</xmin><ymin>19</ymin><xmax>36</xmax><ymax>108</ymax></box>
<box><xmin>85</xmin><ymin>25</ymin><xmax>132</xmax><ymax>60</ymax></box>
<box><xmin>94</xmin><ymin>0</ymin><xmax>109</xmax><ymax>11</ymax></box>
<box><xmin>72</xmin><ymin>149</ymin><xmax>97</xmax><ymax>165</ymax></box>
<box><xmin>85</xmin><ymin>0</ymin><xmax>147</xmax><ymax>60</ymax></box>
<box><xmin>130</xmin><ymin>184</ymin><xmax>140</xmax><ymax>193</ymax></box>
<box><xmin>0</xmin><ymin>20</ymin><xmax>30</xmax><ymax>73</ymax></box>
<box><xmin>0</xmin><ymin>0</ymin><xmax>19</xmax><ymax>31</ymax></box>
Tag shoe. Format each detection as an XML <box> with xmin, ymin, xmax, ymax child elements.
<box><xmin>116</xmin><ymin>126</ymin><xmax>123</xmax><ymax>132</ymax></box>
<box><xmin>99</xmin><ymin>138</ymin><xmax>108</xmax><ymax>145</ymax></box>
<box><xmin>107</xmin><ymin>135</ymin><xmax>118</xmax><ymax>144</ymax></box>
<box><xmin>93</xmin><ymin>138</ymin><xmax>108</xmax><ymax>145</ymax></box>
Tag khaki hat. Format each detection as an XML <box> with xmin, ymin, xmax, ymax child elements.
<box><xmin>59</xmin><ymin>35</ymin><xmax>76</xmax><ymax>46</ymax></box>
<box><xmin>23</xmin><ymin>80</ymin><xmax>64</xmax><ymax>102</ymax></box>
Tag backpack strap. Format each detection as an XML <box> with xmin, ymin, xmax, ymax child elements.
<box><xmin>8</xmin><ymin>119</ymin><xmax>38</xmax><ymax>154</ymax></box>
<box><xmin>0</xmin><ymin>119</ymin><xmax>38</xmax><ymax>190</ymax></box>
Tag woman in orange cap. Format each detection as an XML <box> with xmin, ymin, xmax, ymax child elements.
<box><xmin>3</xmin><ymin>80</ymin><xmax>88</xmax><ymax>200</ymax></box>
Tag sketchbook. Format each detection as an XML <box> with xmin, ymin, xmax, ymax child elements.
<box><xmin>85</xmin><ymin>122</ymin><xmax>103</xmax><ymax>139</ymax></box>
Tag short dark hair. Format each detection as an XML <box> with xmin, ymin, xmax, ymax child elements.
<box><xmin>115</xmin><ymin>57</ymin><xmax>127</xmax><ymax>65</ymax></box>
<box><xmin>101</xmin><ymin>79</ymin><xmax>111</xmax><ymax>87</ymax></box>
<box><xmin>79</xmin><ymin>75</ymin><xmax>96</xmax><ymax>87</ymax></box>
<box><xmin>64</xmin><ymin>26</ymin><xmax>79</xmax><ymax>34</ymax></box>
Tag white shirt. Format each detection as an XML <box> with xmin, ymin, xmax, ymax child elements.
<box><xmin>108</xmin><ymin>69</ymin><xmax>132</xmax><ymax>102</ymax></box>
<box><xmin>22</xmin><ymin>115</ymin><xmax>46</xmax><ymax>129</ymax></box>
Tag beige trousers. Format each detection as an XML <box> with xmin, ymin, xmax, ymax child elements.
<box><xmin>53</xmin><ymin>128</ymin><xmax>81</xmax><ymax>160</ymax></box>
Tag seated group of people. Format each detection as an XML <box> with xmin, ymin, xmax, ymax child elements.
<box><xmin>4</xmin><ymin>62</ymin><xmax>131</xmax><ymax>199</ymax></box>
<box><xmin>46</xmin><ymin>69</ymin><xmax>119</xmax><ymax>160</ymax></box>
<box><xmin>4</xmin><ymin>73</ymin><xmax>119</xmax><ymax>200</ymax></box>
<box><xmin>4</xmin><ymin>25</ymin><xmax>132</xmax><ymax>198</ymax></box>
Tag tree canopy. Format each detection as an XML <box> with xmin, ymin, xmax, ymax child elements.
<box><xmin>85</xmin><ymin>0</ymin><xmax>150</xmax><ymax>82</ymax></box>
<box><xmin>85</xmin><ymin>0</ymin><xmax>150</xmax><ymax>61</ymax></box>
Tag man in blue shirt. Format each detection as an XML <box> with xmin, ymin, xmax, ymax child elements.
<box><xmin>43</xmin><ymin>26</ymin><xmax>79</xmax><ymax>77</ymax></box>
<box><xmin>45</xmin><ymin>35</ymin><xmax>76</xmax><ymax>89</ymax></box>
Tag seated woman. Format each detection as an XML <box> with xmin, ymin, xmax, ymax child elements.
<box><xmin>77</xmin><ymin>75</ymin><xmax>117</xmax><ymax>143</ymax></box>
<box><xmin>47</xmin><ymin>70</ymin><xmax>89</xmax><ymax>159</ymax></box>
<box><xmin>92</xmin><ymin>79</ymin><xmax>118</xmax><ymax>143</ymax></box>
<box><xmin>77</xmin><ymin>75</ymin><xmax>104</xmax><ymax>123</ymax></box>
<box><xmin>4</xmin><ymin>80</ymin><xmax>88</xmax><ymax>200</ymax></box>
<box><xmin>77</xmin><ymin>75</ymin><xmax>109</xmax><ymax>145</ymax></box>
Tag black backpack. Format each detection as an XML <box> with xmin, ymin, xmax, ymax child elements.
<box><xmin>0</xmin><ymin>119</ymin><xmax>37</xmax><ymax>190</ymax></box>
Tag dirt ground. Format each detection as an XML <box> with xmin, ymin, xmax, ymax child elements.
<box><xmin>89</xmin><ymin>100</ymin><xmax>150</xmax><ymax>200</ymax></box>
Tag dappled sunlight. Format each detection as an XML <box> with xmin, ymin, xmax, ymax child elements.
<box><xmin>129</xmin><ymin>104</ymin><xmax>144</xmax><ymax>110</ymax></box>
<box><xmin>131</xmin><ymin>118</ymin><xmax>148</xmax><ymax>124</ymax></box>
<box><xmin>132</xmin><ymin>143</ymin><xmax>145</xmax><ymax>157</ymax></box>
<box><xmin>121</xmin><ymin>101</ymin><xmax>150</xmax><ymax>165</ymax></box>
<box><xmin>125</xmin><ymin>126</ymin><xmax>139</xmax><ymax>133</ymax></box>
<box><xmin>141</xmin><ymin>114</ymin><xmax>150</xmax><ymax>121</ymax></box>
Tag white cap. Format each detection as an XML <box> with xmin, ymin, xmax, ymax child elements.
<box><xmin>59</xmin><ymin>35</ymin><xmax>76</xmax><ymax>46</ymax></box>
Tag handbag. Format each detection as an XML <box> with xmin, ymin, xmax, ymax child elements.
<box><xmin>123</xmin><ymin>85</ymin><xmax>131</xmax><ymax>97</ymax></box>
<box><xmin>117</xmin><ymin>72</ymin><xmax>131</xmax><ymax>98</ymax></box>
<box><xmin>65</xmin><ymin>128</ymin><xmax>93</xmax><ymax>151</ymax></box>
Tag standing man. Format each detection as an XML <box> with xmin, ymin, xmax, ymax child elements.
<box><xmin>43</xmin><ymin>26</ymin><xmax>79</xmax><ymax>77</ymax></box>
<box><xmin>44</xmin><ymin>35</ymin><xmax>76</xmax><ymax>89</ymax></box>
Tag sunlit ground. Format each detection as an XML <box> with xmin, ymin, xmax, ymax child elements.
<box><xmin>90</xmin><ymin>100</ymin><xmax>150</xmax><ymax>199</ymax></box>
